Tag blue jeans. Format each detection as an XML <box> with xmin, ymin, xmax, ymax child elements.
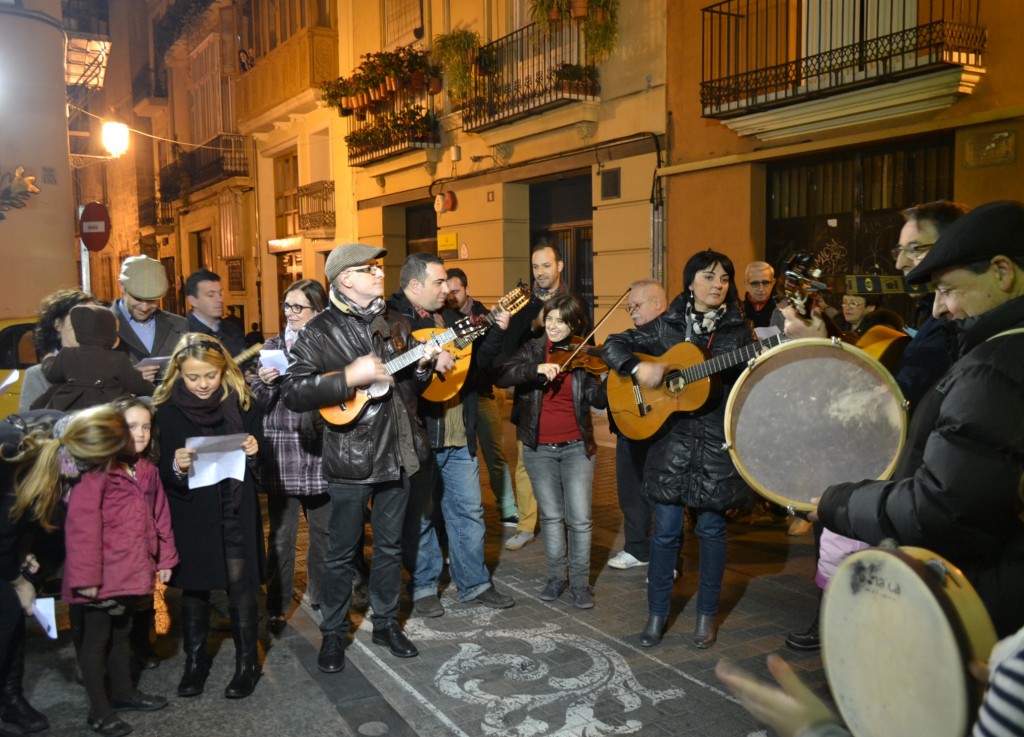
<box><xmin>320</xmin><ymin>477</ymin><xmax>407</xmax><ymax>635</ymax></box>
<box><xmin>648</xmin><ymin>504</ymin><xmax>727</xmax><ymax>617</ymax></box>
<box><xmin>522</xmin><ymin>441</ymin><xmax>595</xmax><ymax>588</ymax></box>
<box><xmin>436</xmin><ymin>446</ymin><xmax>491</xmax><ymax>600</ymax></box>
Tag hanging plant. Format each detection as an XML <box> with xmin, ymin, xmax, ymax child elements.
<box><xmin>584</xmin><ymin>0</ymin><xmax>619</xmax><ymax>62</ymax></box>
<box><xmin>432</xmin><ymin>28</ymin><xmax>482</xmax><ymax>106</ymax></box>
<box><xmin>529</xmin><ymin>0</ymin><xmax>571</xmax><ymax>25</ymax></box>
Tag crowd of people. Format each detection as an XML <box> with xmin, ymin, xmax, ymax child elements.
<box><xmin>0</xmin><ymin>198</ymin><xmax>1022</xmax><ymax>736</ymax></box>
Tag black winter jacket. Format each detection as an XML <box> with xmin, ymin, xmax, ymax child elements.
<box><xmin>494</xmin><ymin>335</ymin><xmax>608</xmax><ymax>457</ymax></box>
<box><xmin>280</xmin><ymin>301</ymin><xmax>430</xmax><ymax>484</ymax></box>
<box><xmin>387</xmin><ymin>290</ymin><xmax>506</xmax><ymax>454</ymax></box>
<box><xmin>818</xmin><ymin>294</ymin><xmax>1024</xmax><ymax>637</ymax></box>
<box><xmin>602</xmin><ymin>294</ymin><xmax>756</xmax><ymax>510</ymax></box>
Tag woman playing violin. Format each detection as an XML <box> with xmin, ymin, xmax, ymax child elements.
<box><xmin>494</xmin><ymin>293</ymin><xmax>607</xmax><ymax>609</ymax></box>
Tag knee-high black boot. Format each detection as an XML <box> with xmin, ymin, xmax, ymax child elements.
<box><xmin>224</xmin><ymin>607</ymin><xmax>261</xmax><ymax>699</ymax></box>
<box><xmin>177</xmin><ymin>598</ymin><xmax>210</xmax><ymax>697</ymax></box>
<box><xmin>0</xmin><ymin>619</ymin><xmax>48</xmax><ymax>733</ymax></box>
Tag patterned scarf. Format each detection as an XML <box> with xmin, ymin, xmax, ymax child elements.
<box><xmin>330</xmin><ymin>285</ymin><xmax>386</xmax><ymax>323</ymax></box>
<box><xmin>171</xmin><ymin>381</ymin><xmax>246</xmax><ymax>508</ymax></box>
<box><xmin>685</xmin><ymin>299</ymin><xmax>727</xmax><ymax>337</ymax></box>
<box><xmin>533</xmin><ymin>279</ymin><xmax>567</xmax><ymax>303</ymax></box>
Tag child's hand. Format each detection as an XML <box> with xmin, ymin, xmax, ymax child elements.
<box><xmin>76</xmin><ymin>586</ymin><xmax>98</xmax><ymax>599</ymax></box>
<box><xmin>157</xmin><ymin>569</ymin><xmax>172</xmax><ymax>584</ymax></box>
<box><xmin>175</xmin><ymin>447</ymin><xmax>196</xmax><ymax>472</ymax></box>
<box><xmin>241</xmin><ymin>435</ymin><xmax>259</xmax><ymax>456</ymax></box>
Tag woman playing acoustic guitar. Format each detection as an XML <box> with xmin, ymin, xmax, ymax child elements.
<box><xmin>602</xmin><ymin>250</ymin><xmax>757</xmax><ymax>649</ymax></box>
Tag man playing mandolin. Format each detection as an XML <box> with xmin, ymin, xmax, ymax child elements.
<box><xmin>388</xmin><ymin>253</ymin><xmax>515</xmax><ymax>616</ymax></box>
<box><xmin>280</xmin><ymin>243</ymin><xmax>441</xmax><ymax>674</ymax></box>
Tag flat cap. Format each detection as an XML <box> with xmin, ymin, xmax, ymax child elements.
<box><xmin>906</xmin><ymin>200</ymin><xmax>1024</xmax><ymax>284</ymax></box>
<box><xmin>119</xmin><ymin>256</ymin><xmax>169</xmax><ymax>300</ymax></box>
<box><xmin>324</xmin><ymin>243</ymin><xmax>387</xmax><ymax>282</ymax></box>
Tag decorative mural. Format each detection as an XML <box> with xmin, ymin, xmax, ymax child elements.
<box><xmin>0</xmin><ymin>165</ymin><xmax>40</xmax><ymax>221</ymax></box>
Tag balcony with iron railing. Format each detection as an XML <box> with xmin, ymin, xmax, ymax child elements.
<box><xmin>132</xmin><ymin>66</ymin><xmax>169</xmax><ymax>117</ymax></box>
<box><xmin>298</xmin><ymin>180</ymin><xmax>336</xmax><ymax>239</ymax></box>
<box><xmin>159</xmin><ymin>134</ymin><xmax>250</xmax><ymax>203</ymax></box>
<box><xmin>462</xmin><ymin>21</ymin><xmax>599</xmax><ymax>133</ymax></box>
<box><xmin>700</xmin><ymin>0</ymin><xmax>986</xmax><ymax>119</ymax></box>
<box><xmin>344</xmin><ymin>88</ymin><xmax>441</xmax><ymax>167</ymax></box>
<box><xmin>139</xmin><ymin>195</ymin><xmax>175</xmax><ymax>232</ymax></box>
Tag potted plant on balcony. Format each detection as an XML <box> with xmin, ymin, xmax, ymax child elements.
<box><xmin>554</xmin><ymin>62</ymin><xmax>598</xmax><ymax>95</ymax></box>
<box><xmin>584</xmin><ymin>0</ymin><xmax>618</xmax><ymax>61</ymax></box>
<box><xmin>570</xmin><ymin>0</ymin><xmax>589</xmax><ymax>21</ymax></box>
<box><xmin>530</xmin><ymin>0</ymin><xmax>570</xmax><ymax>24</ymax></box>
<box><xmin>432</xmin><ymin>28</ymin><xmax>482</xmax><ymax>105</ymax></box>
<box><xmin>426</xmin><ymin>64</ymin><xmax>443</xmax><ymax>95</ymax></box>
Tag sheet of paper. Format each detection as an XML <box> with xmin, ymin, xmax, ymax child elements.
<box><xmin>259</xmin><ymin>349</ymin><xmax>289</xmax><ymax>375</ymax></box>
<box><xmin>32</xmin><ymin>597</ymin><xmax>57</xmax><ymax>639</ymax></box>
<box><xmin>754</xmin><ymin>326</ymin><xmax>781</xmax><ymax>340</ymax></box>
<box><xmin>0</xmin><ymin>370</ymin><xmax>20</xmax><ymax>397</ymax></box>
<box><xmin>185</xmin><ymin>433</ymin><xmax>249</xmax><ymax>488</ymax></box>
<box><xmin>135</xmin><ymin>355</ymin><xmax>171</xmax><ymax>370</ymax></box>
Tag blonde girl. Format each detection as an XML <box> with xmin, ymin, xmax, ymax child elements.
<box><xmin>153</xmin><ymin>334</ymin><xmax>264</xmax><ymax>700</ymax></box>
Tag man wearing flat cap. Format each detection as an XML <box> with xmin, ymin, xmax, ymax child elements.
<box><xmin>813</xmin><ymin>199</ymin><xmax>1024</xmax><ymax>638</ymax></box>
<box><xmin>280</xmin><ymin>244</ymin><xmax>440</xmax><ymax>674</ymax></box>
<box><xmin>113</xmin><ymin>256</ymin><xmax>188</xmax><ymax>381</ymax></box>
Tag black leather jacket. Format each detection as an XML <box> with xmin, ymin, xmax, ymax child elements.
<box><xmin>602</xmin><ymin>294</ymin><xmax>756</xmax><ymax>509</ymax></box>
<box><xmin>494</xmin><ymin>335</ymin><xmax>608</xmax><ymax>457</ymax></box>
<box><xmin>280</xmin><ymin>301</ymin><xmax>430</xmax><ymax>484</ymax></box>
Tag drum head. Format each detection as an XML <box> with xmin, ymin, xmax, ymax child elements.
<box><xmin>724</xmin><ymin>339</ymin><xmax>907</xmax><ymax>512</ymax></box>
<box><xmin>822</xmin><ymin>547</ymin><xmax>997</xmax><ymax>737</ymax></box>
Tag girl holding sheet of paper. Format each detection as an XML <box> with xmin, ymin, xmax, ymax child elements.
<box><xmin>153</xmin><ymin>333</ymin><xmax>265</xmax><ymax>701</ymax></box>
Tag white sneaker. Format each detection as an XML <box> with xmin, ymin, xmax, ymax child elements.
<box><xmin>608</xmin><ymin>551</ymin><xmax>648</xmax><ymax>570</ymax></box>
<box><xmin>505</xmin><ymin>531</ymin><xmax>535</xmax><ymax>551</ymax></box>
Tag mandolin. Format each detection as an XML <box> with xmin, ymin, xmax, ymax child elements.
<box><xmin>420</xmin><ymin>283</ymin><xmax>531</xmax><ymax>403</ymax></box>
<box><xmin>607</xmin><ymin>333</ymin><xmax>787</xmax><ymax>441</ymax></box>
<box><xmin>318</xmin><ymin>326</ymin><xmax>474</xmax><ymax>426</ymax></box>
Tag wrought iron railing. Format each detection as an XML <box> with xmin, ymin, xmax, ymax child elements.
<box><xmin>298</xmin><ymin>180</ymin><xmax>336</xmax><ymax>231</ymax></box>
<box><xmin>462</xmin><ymin>20</ymin><xmax>598</xmax><ymax>133</ymax></box>
<box><xmin>159</xmin><ymin>134</ymin><xmax>250</xmax><ymax>202</ymax></box>
<box><xmin>132</xmin><ymin>66</ymin><xmax>169</xmax><ymax>105</ymax></box>
<box><xmin>154</xmin><ymin>0</ymin><xmax>217</xmax><ymax>62</ymax></box>
<box><xmin>700</xmin><ymin>0</ymin><xmax>986</xmax><ymax>119</ymax></box>
<box><xmin>345</xmin><ymin>87</ymin><xmax>441</xmax><ymax>167</ymax></box>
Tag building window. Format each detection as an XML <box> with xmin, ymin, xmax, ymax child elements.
<box><xmin>274</xmin><ymin>151</ymin><xmax>299</xmax><ymax>238</ymax></box>
<box><xmin>383</xmin><ymin>0</ymin><xmax>423</xmax><ymax>48</ymax></box>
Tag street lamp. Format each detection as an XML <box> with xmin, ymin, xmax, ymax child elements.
<box><xmin>100</xmin><ymin>120</ymin><xmax>129</xmax><ymax>158</ymax></box>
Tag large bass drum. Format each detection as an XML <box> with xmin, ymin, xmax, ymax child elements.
<box><xmin>822</xmin><ymin>546</ymin><xmax>997</xmax><ymax>737</ymax></box>
<box><xmin>723</xmin><ymin>338</ymin><xmax>907</xmax><ymax>512</ymax></box>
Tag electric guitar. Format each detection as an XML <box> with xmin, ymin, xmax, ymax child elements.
<box><xmin>420</xmin><ymin>283</ymin><xmax>531</xmax><ymax>403</ymax></box>
<box><xmin>317</xmin><ymin>327</ymin><xmax>473</xmax><ymax>426</ymax></box>
<box><xmin>607</xmin><ymin>334</ymin><xmax>787</xmax><ymax>440</ymax></box>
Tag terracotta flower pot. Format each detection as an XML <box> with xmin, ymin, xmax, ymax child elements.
<box><xmin>570</xmin><ymin>0</ymin><xmax>589</xmax><ymax>20</ymax></box>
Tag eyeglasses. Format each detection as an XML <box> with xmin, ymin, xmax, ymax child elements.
<box><xmin>624</xmin><ymin>297</ymin><xmax>652</xmax><ymax>313</ymax></box>
<box><xmin>344</xmin><ymin>264</ymin><xmax>383</xmax><ymax>276</ymax></box>
<box><xmin>281</xmin><ymin>302</ymin><xmax>312</xmax><ymax>314</ymax></box>
<box><xmin>841</xmin><ymin>299</ymin><xmax>867</xmax><ymax>308</ymax></box>
<box><xmin>747</xmin><ymin>280</ymin><xmax>774</xmax><ymax>288</ymax></box>
<box><xmin>891</xmin><ymin>243</ymin><xmax>934</xmax><ymax>261</ymax></box>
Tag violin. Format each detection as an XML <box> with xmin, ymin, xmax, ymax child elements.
<box><xmin>547</xmin><ymin>336</ymin><xmax>608</xmax><ymax>375</ymax></box>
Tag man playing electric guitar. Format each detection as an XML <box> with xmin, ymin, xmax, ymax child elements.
<box><xmin>388</xmin><ymin>253</ymin><xmax>515</xmax><ymax>618</ymax></box>
<box><xmin>280</xmin><ymin>243</ymin><xmax>441</xmax><ymax>674</ymax></box>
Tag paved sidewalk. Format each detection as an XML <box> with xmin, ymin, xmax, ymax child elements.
<box><xmin>22</xmin><ymin>406</ymin><xmax>826</xmax><ymax>737</ymax></box>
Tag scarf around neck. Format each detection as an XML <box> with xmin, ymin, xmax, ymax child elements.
<box><xmin>330</xmin><ymin>286</ymin><xmax>387</xmax><ymax>323</ymax></box>
<box><xmin>685</xmin><ymin>299</ymin><xmax>727</xmax><ymax>337</ymax></box>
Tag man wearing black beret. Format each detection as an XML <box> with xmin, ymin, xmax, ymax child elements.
<box><xmin>813</xmin><ymin>199</ymin><xmax>1024</xmax><ymax>638</ymax></box>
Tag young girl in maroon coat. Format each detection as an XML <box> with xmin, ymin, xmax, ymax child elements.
<box><xmin>17</xmin><ymin>403</ymin><xmax>177</xmax><ymax>737</ymax></box>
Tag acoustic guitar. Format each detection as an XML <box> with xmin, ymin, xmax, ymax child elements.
<box><xmin>607</xmin><ymin>333</ymin><xmax>787</xmax><ymax>441</ymax></box>
<box><xmin>420</xmin><ymin>283</ymin><xmax>531</xmax><ymax>403</ymax></box>
<box><xmin>318</xmin><ymin>325</ymin><xmax>475</xmax><ymax>426</ymax></box>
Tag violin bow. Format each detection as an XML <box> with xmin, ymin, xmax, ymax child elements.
<box><xmin>556</xmin><ymin>288</ymin><xmax>631</xmax><ymax>372</ymax></box>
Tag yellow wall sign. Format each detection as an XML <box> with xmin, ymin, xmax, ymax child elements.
<box><xmin>438</xmin><ymin>232</ymin><xmax>458</xmax><ymax>259</ymax></box>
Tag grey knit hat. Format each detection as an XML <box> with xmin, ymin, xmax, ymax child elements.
<box><xmin>324</xmin><ymin>243</ymin><xmax>387</xmax><ymax>282</ymax></box>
